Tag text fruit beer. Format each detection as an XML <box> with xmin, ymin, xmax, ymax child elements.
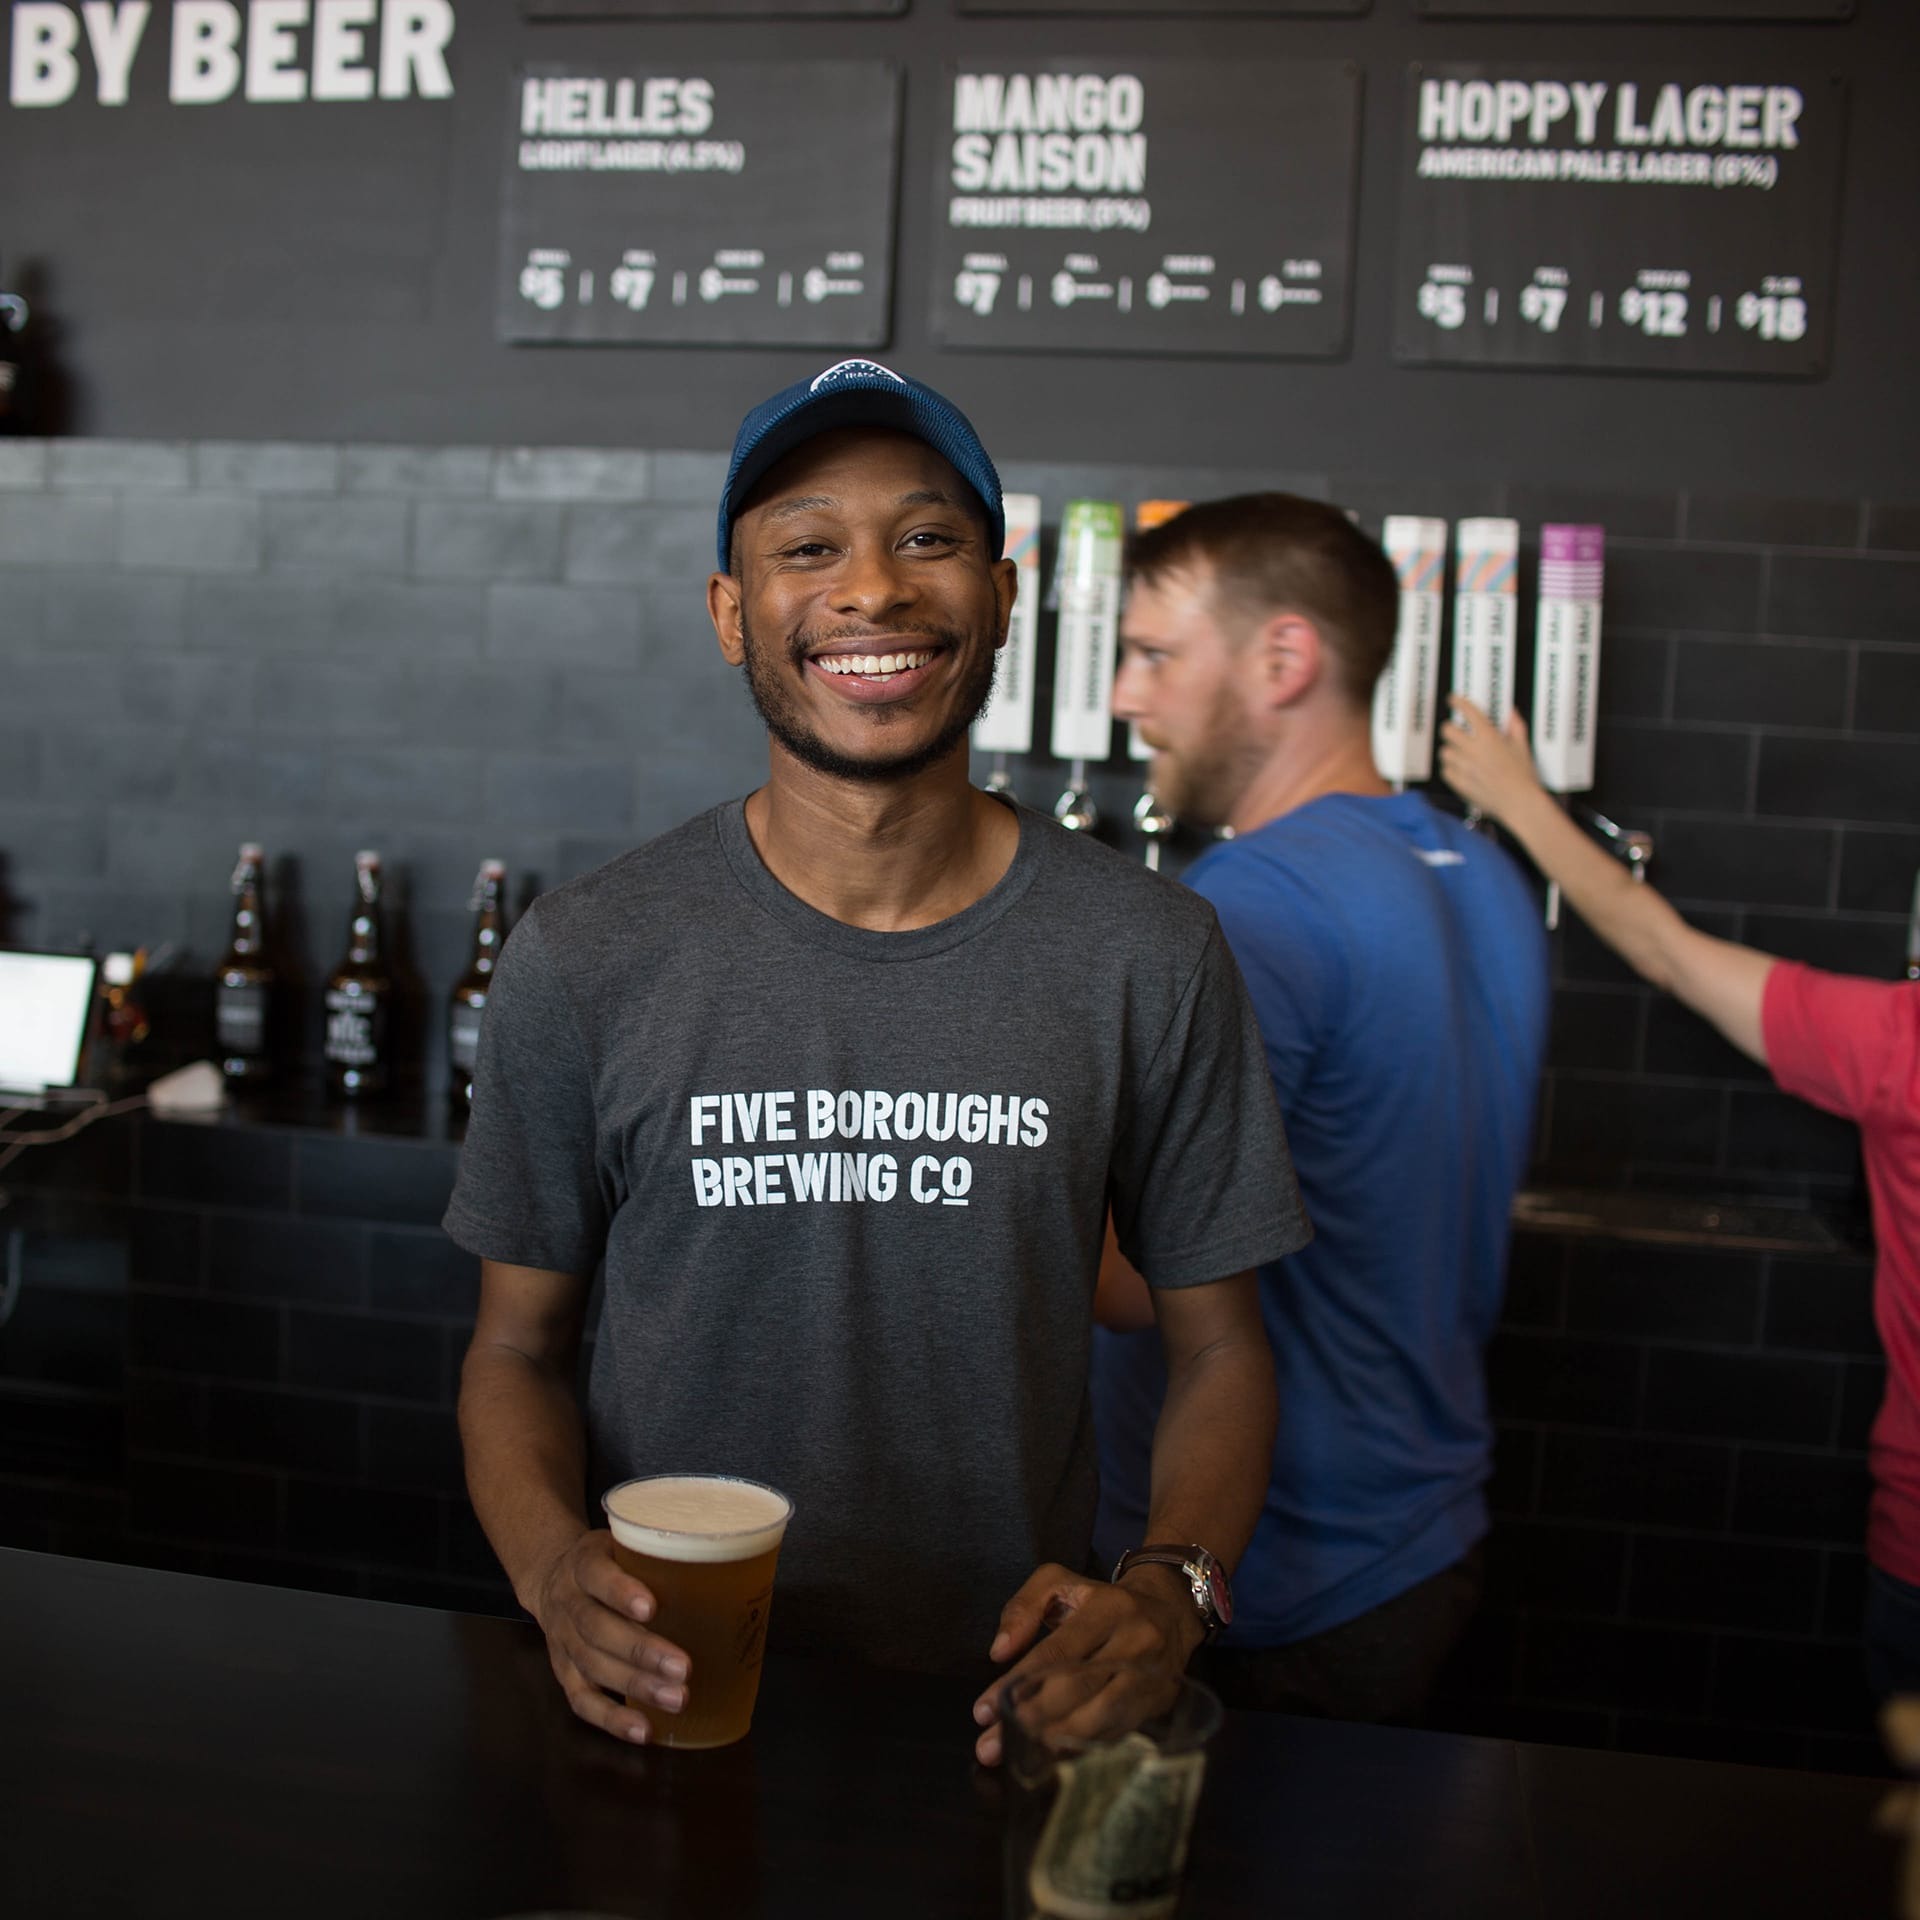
<box><xmin>602</xmin><ymin>1474</ymin><xmax>793</xmax><ymax>1750</ymax></box>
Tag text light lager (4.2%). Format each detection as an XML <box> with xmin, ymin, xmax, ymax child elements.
<box><xmin>602</xmin><ymin>1474</ymin><xmax>793</xmax><ymax>1750</ymax></box>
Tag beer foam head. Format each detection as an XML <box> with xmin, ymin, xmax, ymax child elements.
<box><xmin>603</xmin><ymin>1474</ymin><xmax>792</xmax><ymax>1564</ymax></box>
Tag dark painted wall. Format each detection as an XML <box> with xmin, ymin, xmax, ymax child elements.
<box><xmin>4</xmin><ymin>4</ymin><xmax>1918</xmax><ymax>492</ymax></box>
<box><xmin>1</xmin><ymin>0</ymin><xmax>1917</xmax><ymax>1779</ymax></box>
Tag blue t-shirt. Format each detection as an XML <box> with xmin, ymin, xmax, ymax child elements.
<box><xmin>1091</xmin><ymin>792</ymin><xmax>1550</xmax><ymax>1646</ymax></box>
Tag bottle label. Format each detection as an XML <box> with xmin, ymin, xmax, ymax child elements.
<box><xmin>215</xmin><ymin>983</ymin><xmax>268</xmax><ymax>1054</ymax></box>
<box><xmin>324</xmin><ymin>986</ymin><xmax>386</xmax><ymax>1068</ymax></box>
<box><xmin>449</xmin><ymin>1004</ymin><xmax>484</xmax><ymax>1073</ymax></box>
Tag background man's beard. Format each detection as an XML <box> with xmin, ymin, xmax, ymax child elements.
<box><xmin>739</xmin><ymin>613</ymin><xmax>999</xmax><ymax>784</ymax></box>
<box><xmin>1152</xmin><ymin>691</ymin><xmax>1265</xmax><ymax>828</ymax></box>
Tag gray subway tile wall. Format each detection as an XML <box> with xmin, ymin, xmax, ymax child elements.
<box><xmin>0</xmin><ymin>492</ymin><xmax>118</xmax><ymax>566</ymax></box>
<box><xmin>118</xmin><ymin>492</ymin><xmax>264</xmax><ymax>572</ymax></box>
<box><xmin>192</xmin><ymin>443</ymin><xmax>343</xmax><ymax>495</ymax></box>
<box><xmin>0</xmin><ymin>442</ymin><xmax>1916</xmax><ymax>1770</ymax></box>
<box><xmin>413</xmin><ymin>499</ymin><xmax>565</xmax><ymax>582</ymax></box>
<box><xmin>1671</xmin><ymin>637</ymin><xmax>1850</xmax><ymax>729</ymax></box>
<box><xmin>1855</xmin><ymin>650</ymin><xmax>1920</xmax><ymax>733</ymax></box>
<box><xmin>339</xmin><ymin>446</ymin><xmax>493</xmax><ymax>497</ymax></box>
<box><xmin>262</xmin><ymin>496</ymin><xmax>411</xmax><ymax>575</ymax></box>
<box><xmin>1866</xmin><ymin>504</ymin><xmax>1920</xmax><ymax>554</ymax></box>
<box><xmin>51</xmin><ymin>440</ymin><xmax>193</xmax><ymax>492</ymax></box>
<box><xmin>493</xmin><ymin>448</ymin><xmax>653</xmax><ymax>503</ymax></box>
<box><xmin>1769</xmin><ymin>553</ymin><xmax>1920</xmax><ymax>641</ymax></box>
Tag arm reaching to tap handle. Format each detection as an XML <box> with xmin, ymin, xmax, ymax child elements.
<box><xmin>1439</xmin><ymin>698</ymin><xmax>1774</xmax><ymax>1066</ymax></box>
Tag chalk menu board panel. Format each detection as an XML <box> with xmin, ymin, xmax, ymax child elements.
<box><xmin>957</xmin><ymin>2</ymin><xmax>1364</xmax><ymax>15</ymax></box>
<box><xmin>1394</xmin><ymin>65</ymin><xmax>1845</xmax><ymax>377</ymax></box>
<box><xmin>499</xmin><ymin>63</ymin><xmax>899</xmax><ymax>346</ymax></box>
<box><xmin>1421</xmin><ymin>1</ymin><xmax>1848</xmax><ymax>17</ymax></box>
<box><xmin>930</xmin><ymin>61</ymin><xmax>1360</xmax><ymax>358</ymax></box>
<box><xmin>525</xmin><ymin>2</ymin><xmax>903</xmax><ymax>15</ymax></box>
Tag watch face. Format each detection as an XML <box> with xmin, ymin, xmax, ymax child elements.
<box><xmin>1204</xmin><ymin>1561</ymin><xmax>1233</xmax><ymax>1630</ymax></box>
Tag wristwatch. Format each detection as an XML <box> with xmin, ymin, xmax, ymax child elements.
<box><xmin>1111</xmin><ymin>1543</ymin><xmax>1234</xmax><ymax>1639</ymax></box>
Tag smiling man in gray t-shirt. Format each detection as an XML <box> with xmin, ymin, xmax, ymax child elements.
<box><xmin>445</xmin><ymin>360</ymin><xmax>1308</xmax><ymax>1763</ymax></box>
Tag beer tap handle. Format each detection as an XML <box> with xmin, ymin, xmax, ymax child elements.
<box><xmin>1054</xmin><ymin>760</ymin><xmax>1099</xmax><ymax>834</ymax></box>
<box><xmin>1132</xmin><ymin>788</ymin><xmax>1175</xmax><ymax>873</ymax></box>
<box><xmin>1543</xmin><ymin>793</ymin><xmax>1570</xmax><ymax>930</ymax></box>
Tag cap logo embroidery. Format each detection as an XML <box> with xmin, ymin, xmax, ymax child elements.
<box><xmin>810</xmin><ymin>359</ymin><xmax>906</xmax><ymax>392</ymax></box>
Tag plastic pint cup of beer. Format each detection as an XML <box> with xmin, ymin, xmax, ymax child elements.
<box><xmin>999</xmin><ymin>1661</ymin><xmax>1222</xmax><ymax>1919</ymax></box>
<box><xmin>601</xmin><ymin>1473</ymin><xmax>794</xmax><ymax>1750</ymax></box>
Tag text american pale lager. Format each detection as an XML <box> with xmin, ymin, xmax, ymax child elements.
<box><xmin>602</xmin><ymin>1474</ymin><xmax>793</xmax><ymax>1750</ymax></box>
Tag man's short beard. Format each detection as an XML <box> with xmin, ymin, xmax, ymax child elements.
<box><xmin>1151</xmin><ymin>680</ymin><xmax>1266</xmax><ymax>829</ymax></box>
<box><xmin>738</xmin><ymin>610</ymin><xmax>999</xmax><ymax>784</ymax></box>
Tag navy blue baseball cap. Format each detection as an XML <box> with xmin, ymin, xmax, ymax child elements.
<box><xmin>716</xmin><ymin>359</ymin><xmax>1005</xmax><ymax>571</ymax></box>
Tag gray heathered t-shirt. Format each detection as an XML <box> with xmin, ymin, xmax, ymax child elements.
<box><xmin>444</xmin><ymin>797</ymin><xmax>1308</xmax><ymax>1673</ymax></box>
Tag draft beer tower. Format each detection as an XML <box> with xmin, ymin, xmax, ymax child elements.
<box><xmin>1530</xmin><ymin>523</ymin><xmax>1607</xmax><ymax>928</ymax></box>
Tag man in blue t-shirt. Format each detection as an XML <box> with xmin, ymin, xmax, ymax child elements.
<box><xmin>1093</xmin><ymin>494</ymin><xmax>1550</xmax><ymax>1722</ymax></box>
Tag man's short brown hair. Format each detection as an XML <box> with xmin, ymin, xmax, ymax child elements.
<box><xmin>1125</xmin><ymin>494</ymin><xmax>1400</xmax><ymax>705</ymax></box>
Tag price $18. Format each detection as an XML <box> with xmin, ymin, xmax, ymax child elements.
<box><xmin>1736</xmin><ymin>292</ymin><xmax>1807</xmax><ymax>342</ymax></box>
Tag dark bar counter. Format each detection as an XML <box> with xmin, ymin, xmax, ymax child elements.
<box><xmin>0</xmin><ymin>1546</ymin><xmax>1899</xmax><ymax>1919</ymax></box>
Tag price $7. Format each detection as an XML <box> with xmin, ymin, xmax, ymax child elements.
<box><xmin>1519</xmin><ymin>284</ymin><xmax>1566</xmax><ymax>333</ymax></box>
<box><xmin>609</xmin><ymin>266</ymin><xmax>655</xmax><ymax>312</ymax></box>
<box><xmin>954</xmin><ymin>269</ymin><xmax>1001</xmax><ymax>318</ymax></box>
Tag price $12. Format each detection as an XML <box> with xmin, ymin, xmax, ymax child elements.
<box><xmin>1618</xmin><ymin>289</ymin><xmax>1688</xmax><ymax>338</ymax></box>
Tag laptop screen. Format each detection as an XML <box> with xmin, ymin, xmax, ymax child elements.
<box><xmin>0</xmin><ymin>950</ymin><xmax>99</xmax><ymax>1096</ymax></box>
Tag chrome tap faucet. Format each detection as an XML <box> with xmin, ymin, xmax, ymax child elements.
<box><xmin>1053</xmin><ymin>758</ymin><xmax>1099</xmax><ymax>834</ymax></box>
<box><xmin>1132</xmin><ymin>789</ymin><xmax>1175</xmax><ymax>871</ymax></box>
<box><xmin>1574</xmin><ymin>804</ymin><xmax>1654</xmax><ymax>882</ymax></box>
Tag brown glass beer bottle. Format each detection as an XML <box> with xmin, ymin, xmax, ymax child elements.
<box><xmin>323</xmin><ymin>850</ymin><xmax>392</xmax><ymax>1099</ymax></box>
<box><xmin>213</xmin><ymin>842</ymin><xmax>276</xmax><ymax>1084</ymax></box>
<box><xmin>448</xmin><ymin>859</ymin><xmax>507</xmax><ymax>1109</ymax></box>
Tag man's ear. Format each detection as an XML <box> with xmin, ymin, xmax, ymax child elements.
<box><xmin>991</xmin><ymin>555</ymin><xmax>1018</xmax><ymax>649</ymax></box>
<box><xmin>709</xmin><ymin>571</ymin><xmax>746</xmax><ymax>666</ymax></box>
<box><xmin>1257</xmin><ymin>611</ymin><xmax>1324</xmax><ymax>710</ymax></box>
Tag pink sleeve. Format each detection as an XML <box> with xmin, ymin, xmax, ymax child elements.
<box><xmin>1762</xmin><ymin>961</ymin><xmax>1903</xmax><ymax>1125</ymax></box>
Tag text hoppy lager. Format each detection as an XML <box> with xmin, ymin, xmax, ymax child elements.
<box><xmin>602</xmin><ymin>1474</ymin><xmax>793</xmax><ymax>1750</ymax></box>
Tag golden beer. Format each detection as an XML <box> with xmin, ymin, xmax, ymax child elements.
<box><xmin>602</xmin><ymin>1474</ymin><xmax>793</xmax><ymax>1750</ymax></box>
